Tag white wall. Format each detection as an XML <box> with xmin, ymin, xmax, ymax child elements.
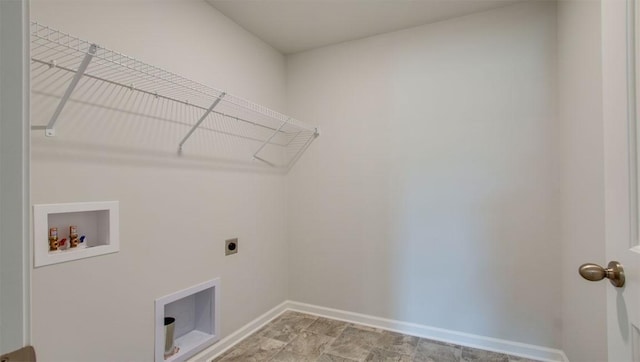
<box><xmin>0</xmin><ymin>0</ymin><xmax>30</xmax><ymax>354</ymax></box>
<box><xmin>286</xmin><ymin>1</ymin><xmax>562</xmax><ymax>348</ymax></box>
<box><xmin>557</xmin><ymin>1</ymin><xmax>607</xmax><ymax>361</ymax></box>
<box><xmin>601</xmin><ymin>0</ymin><xmax>635</xmax><ymax>360</ymax></box>
<box><xmin>30</xmin><ymin>1</ymin><xmax>288</xmax><ymax>360</ymax></box>
<box><xmin>27</xmin><ymin>0</ymin><xmax>611</xmax><ymax>358</ymax></box>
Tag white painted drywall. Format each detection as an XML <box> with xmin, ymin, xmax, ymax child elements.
<box><xmin>0</xmin><ymin>0</ymin><xmax>30</xmax><ymax>354</ymax></box>
<box><xmin>29</xmin><ymin>1</ymin><xmax>288</xmax><ymax>360</ymax></box>
<box><xmin>286</xmin><ymin>1</ymin><xmax>562</xmax><ymax>348</ymax></box>
<box><xmin>557</xmin><ymin>1</ymin><xmax>607</xmax><ymax>361</ymax></box>
<box><xmin>27</xmin><ymin>0</ymin><xmax>611</xmax><ymax>357</ymax></box>
<box><xmin>601</xmin><ymin>0</ymin><xmax>635</xmax><ymax>360</ymax></box>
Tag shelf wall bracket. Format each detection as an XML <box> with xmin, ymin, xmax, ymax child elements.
<box><xmin>178</xmin><ymin>93</ymin><xmax>226</xmax><ymax>154</ymax></box>
<box><xmin>45</xmin><ymin>43</ymin><xmax>98</xmax><ymax>137</ymax></box>
<box><xmin>252</xmin><ymin>118</ymin><xmax>290</xmax><ymax>166</ymax></box>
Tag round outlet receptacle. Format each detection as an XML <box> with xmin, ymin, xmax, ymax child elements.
<box><xmin>225</xmin><ymin>238</ymin><xmax>238</xmax><ymax>255</ymax></box>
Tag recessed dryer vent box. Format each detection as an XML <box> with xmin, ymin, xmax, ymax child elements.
<box><xmin>155</xmin><ymin>278</ymin><xmax>220</xmax><ymax>362</ymax></box>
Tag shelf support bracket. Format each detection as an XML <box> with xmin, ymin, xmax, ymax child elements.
<box><xmin>178</xmin><ymin>93</ymin><xmax>226</xmax><ymax>154</ymax></box>
<box><xmin>252</xmin><ymin>118</ymin><xmax>290</xmax><ymax>167</ymax></box>
<box><xmin>45</xmin><ymin>43</ymin><xmax>98</xmax><ymax>137</ymax></box>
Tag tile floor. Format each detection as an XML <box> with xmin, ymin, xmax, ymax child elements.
<box><xmin>213</xmin><ymin>311</ymin><xmax>540</xmax><ymax>362</ymax></box>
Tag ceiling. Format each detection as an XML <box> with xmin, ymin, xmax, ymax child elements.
<box><xmin>206</xmin><ymin>0</ymin><xmax>524</xmax><ymax>54</ymax></box>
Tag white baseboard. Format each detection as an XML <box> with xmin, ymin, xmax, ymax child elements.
<box><xmin>189</xmin><ymin>300</ymin><xmax>568</xmax><ymax>362</ymax></box>
<box><xmin>287</xmin><ymin>301</ymin><xmax>568</xmax><ymax>362</ymax></box>
<box><xmin>187</xmin><ymin>301</ymin><xmax>289</xmax><ymax>362</ymax></box>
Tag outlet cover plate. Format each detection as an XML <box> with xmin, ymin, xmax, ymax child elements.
<box><xmin>225</xmin><ymin>238</ymin><xmax>238</xmax><ymax>256</ymax></box>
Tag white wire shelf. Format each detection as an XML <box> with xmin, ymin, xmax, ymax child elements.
<box><xmin>30</xmin><ymin>21</ymin><xmax>319</xmax><ymax>169</ymax></box>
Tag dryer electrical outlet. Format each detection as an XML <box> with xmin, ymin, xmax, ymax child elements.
<box><xmin>225</xmin><ymin>238</ymin><xmax>238</xmax><ymax>256</ymax></box>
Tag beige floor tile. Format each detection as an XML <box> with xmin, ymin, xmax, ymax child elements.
<box><xmin>306</xmin><ymin>317</ymin><xmax>350</xmax><ymax>337</ymax></box>
<box><xmin>260</xmin><ymin>313</ymin><xmax>318</xmax><ymax>343</ymax></box>
<box><xmin>413</xmin><ymin>339</ymin><xmax>461</xmax><ymax>362</ymax></box>
<box><xmin>284</xmin><ymin>330</ymin><xmax>336</xmax><ymax>357</ymax></box>
<box><xmin>214</xmin><ymin>312</ymin><xmax>535</xmax><ymax>362</ymax></box>
<box><xmin>364</xmin><ymin>348</ymin><xmax>413</xmax><ymax>362</ymax></box>
<box><xmin>218</xmin><ymin>336</ymin><xmax>286</xmax><ymax>362</ymax></box>
<box><xmin>317</xmin><ymin>353</ymin><xmax>361</xmax><ymax>362</ymax></box>
<box><xmin>326</xmin><ymin>326</ymin><xmax>383</xmax><ymax>361</ymax></box>
<box><xmin>377</xmin><ymin>330</ymin><xmax>419</xmax><ymax>356</ymax></box>
<box><xmin>270</xmin><ymin>349</ymin><xmax>318</xmax><ymax>362</ymax></box>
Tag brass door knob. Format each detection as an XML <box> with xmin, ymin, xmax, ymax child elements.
<box><xmin>579</xmin><ymin>261</ymin><xmax>625</xmax><ymax>287</ymax></box>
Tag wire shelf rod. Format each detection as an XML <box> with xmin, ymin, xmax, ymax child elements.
<box><xmin>283</xmin><ymin>129</ymin><xmax>305</xmax><ymax>147</ymax></box>
<box><xmin>34</xmin><ymin>56</ymin><xmax>264</xmax><ymax>126</ymax></box>
<box><xmin>253</xmin><ymin>118</ymin><xmax>290</xmax><ymax>166</ymax></box>
<box><xmin>32</xmin><ymin>57</ymin><xmax>304</xmax><ymax>135</ymax></box>
<box><xmin>30</xmin><ymin>90</ymin><xmax>294</xmax><ymax>147</ymax></box>
<box><xmin>32</xmin><ymin>21</ymin><xmax>299</xmax><ymax>127</ymax></box>
<box><xmin>284</xmin><ymin>128</ymin><xmax>319</xmax><ymax>170</ymax></box>
<box><xmin>44</xmin><ymin>43</ymin><xmax>97</xmax><ymax>136</ymax></box>
<box><xmin>178</xmin><ymin>93</ymin><xmax>226</xmax><ymax>153</ymax></box>
<box><xmin>32</xmin><ymin>34</ymin><xmax>222</xmax><ymax>101</ymax></box>
<box><xmin>30</xmin><ymin>21</ymin><xmax>319</xmax><ymax>168</ymax></box>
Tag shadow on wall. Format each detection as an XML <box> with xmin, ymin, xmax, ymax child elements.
<box><xmin>388</xmin><ymin>153</ymin><xmax>557</xmax><ymax>339</ymax></box>
<box><xmin>385</xmin><ymin>82</ymin><xmax>560</xmax><ymax>344</ymax></box>
<box><xmin>31</xmin><ymin>48</ymin><xmax>315</xmax><ymax>173</ymax></box>
<box><xmin>287</xmin><ymin>0</ymin><xmax>561</xmax><ymax>348</ymax></box>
